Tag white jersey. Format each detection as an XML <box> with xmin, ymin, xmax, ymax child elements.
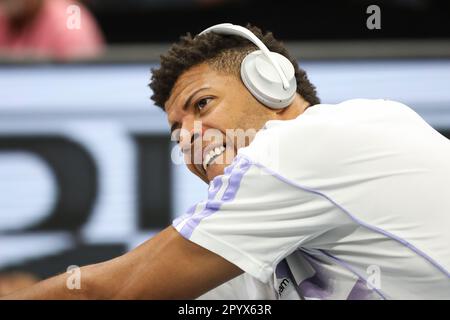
<box><xmin>173</xmin><ymin>99</ymin><xmax>450</xmax><ymax>300</ymax></box>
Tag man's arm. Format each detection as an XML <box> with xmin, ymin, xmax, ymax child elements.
<box><xmin>1</xmin><ymin>226</ymin><xmax>243</xmax><ymax>299</ymax></box>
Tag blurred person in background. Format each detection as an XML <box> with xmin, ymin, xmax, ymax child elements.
<box><xmin>0</xmin><ymin>0</ymin><xmax>104</xmax><ymax>60</ymax></box>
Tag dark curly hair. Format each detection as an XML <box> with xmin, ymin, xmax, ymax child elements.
<box><xmin>149</xmin><ymin>24</ymin><xmax>320</xmax><ymax>109</ymax></box>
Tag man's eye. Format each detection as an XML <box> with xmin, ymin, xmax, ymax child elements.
<box><xmin>195</xmin><ymin>97</ymin><xmax>212</xmax><ymax>111</ymax></box>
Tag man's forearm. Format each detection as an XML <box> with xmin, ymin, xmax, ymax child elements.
<box><xmin>1</xmin><ymin>263</ymin><xmax>106</xmax><ymax>300</ymax></box>
<box><xmin>1</xmin><ymin>227</ymin><xmax>242</xmax><ymax>300</ymax></box>
<box><xmin>1</xmin><ymin>251</ymin><xmax>149</xmax><ymax>300</ymax></box>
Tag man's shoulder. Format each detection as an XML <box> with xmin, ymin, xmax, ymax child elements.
<box><xmin>255</xmin><ymin>98</ymin><xmax>417</xmax><ymax>139</ymax></box>
<box><xmin>239</xmin><ymin>98</ymin><xmax>419</xmax><ymax>176</ymax></box>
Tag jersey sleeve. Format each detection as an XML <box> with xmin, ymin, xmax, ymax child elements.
<box><xmin>172</xmin><ymin>154</ymin><xmax>344</xmax><ymax>283</ymax></box>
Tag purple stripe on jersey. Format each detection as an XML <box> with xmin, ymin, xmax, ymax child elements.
<box><xmin>296</xmin><ymin>251</ymin><xmax>334</xmax><ymax>299</ymax></box>
<box><xmin>297</xmin><ymin>274</ymin><xmax>332</xmax><ymax>299</ymax></box>
<box><xmin>172</xmin><ymin>157</ymin><xmax>240</xmax><ymax>229</ymax></box>
<box><xmin>178</xmin><ymin>157</ymin><xmax>252</xmax><ymax>239</ymax></box>
<box><xmin>173</xmin><ymin>168</ymin><xmax>226</xmax><ymax>228</ymax></box>
<box><xmin>172</xmin><ymin>203</ymin><xmax>197</xmax><ymax>227</ymax></box>
<box><xmin>240</xmin><ymin>154</ymin><xmax>450</xmax><ymax>278</ymax></box>
<box><xmin>275</xmin><ymin>259</ymin><xmax>291</xmax><ymax>279</ymax></box>
<box><xmin>208</xmin><ymin>174</ymin><xmax>224</xmax><ymax>200</ymax></box>
<box><xmin>317</xmin><ymin>249</ymin><xmax>387</xmax><ymax>299</ymax></box>
<box><xmin>347</xmin><ymin>279</ymin><xmax>377</xmax><ymax>300</ymax></box>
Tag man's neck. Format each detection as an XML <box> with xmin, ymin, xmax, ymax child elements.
<box><xmin>279</xmin><ymin>95</ymin><xmax>311</xmax><ymax>121</ymax></box>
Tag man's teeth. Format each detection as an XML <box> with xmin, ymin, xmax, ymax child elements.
<box><xmin>203</xmin><ymin>146</ymin><xmax>226</xmax><ymax>171</ymax></box>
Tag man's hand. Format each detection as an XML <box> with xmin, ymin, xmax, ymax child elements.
<box><xmin>1</xmin><ymin>226</ymin><xmax>243</xmax><ymax>299</ymax></box>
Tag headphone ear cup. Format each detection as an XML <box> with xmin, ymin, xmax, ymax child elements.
<box><xmin>241</xmin><ymin>50</ymin><xmax>297</xmax><ymax>109</ymax></box>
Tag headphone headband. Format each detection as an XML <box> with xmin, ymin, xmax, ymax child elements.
<box><xmin>198</xmin><ymin>23</ymin><xmax>291</xmax><ymax>90</ymax></box>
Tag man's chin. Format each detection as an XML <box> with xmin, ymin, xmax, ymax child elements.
<box><xmin>205</xmin><ymin>149</ymin><xmax>236</xmax><ymax>182</ymax></box>
<box><xmin>206</xmin><ymin>163</ymin><xmax>226</xmax><ymax>182</ymax></box>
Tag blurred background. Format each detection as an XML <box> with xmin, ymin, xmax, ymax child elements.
<box><xmin>0</xmin><ymin>0</ymin><xmax>449</xmax><ymax>295</ymax></box>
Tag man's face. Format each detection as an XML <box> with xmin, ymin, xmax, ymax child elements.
<box><xmin>165</xmin><ymin>63</ymin><xmax>277</xmax><ymax>183</ymax></box>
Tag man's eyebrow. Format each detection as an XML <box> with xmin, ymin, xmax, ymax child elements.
<box><xmin>182</xmin><ymin>86</ymin><xmax>211</xmax><ymax>111</ymax></box>
<box><xmin>168</xmin><ymin>86</ymin><xmax>211</xmax><ymax>135</ymax></box>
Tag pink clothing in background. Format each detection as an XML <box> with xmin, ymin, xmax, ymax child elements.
<box><xmin>0</xmin><ymin>0</ymin><xmax>105</xmax><ymax>60</ymax></box>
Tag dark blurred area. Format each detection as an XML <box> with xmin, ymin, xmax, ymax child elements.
<box><xmin>84</xmin><ymin>0</ymin><xmax>450</xmax><ymax>42</ymax></box>
<box><xmin>1</xmin><ymin>0</ymin><xmax>449</xmax><ymax>61</ymax></box>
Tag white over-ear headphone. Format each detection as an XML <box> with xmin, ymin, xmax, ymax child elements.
<box><xmin>198</xmin><ymin>23</ymin><xmax>297</xmax><ymax>109</ymax></box>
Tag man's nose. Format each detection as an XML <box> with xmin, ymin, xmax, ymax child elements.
<box><xmin>179</xmin><ymin>124</ymin><xmax>202</xmax><ymax>152</ymax></box>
